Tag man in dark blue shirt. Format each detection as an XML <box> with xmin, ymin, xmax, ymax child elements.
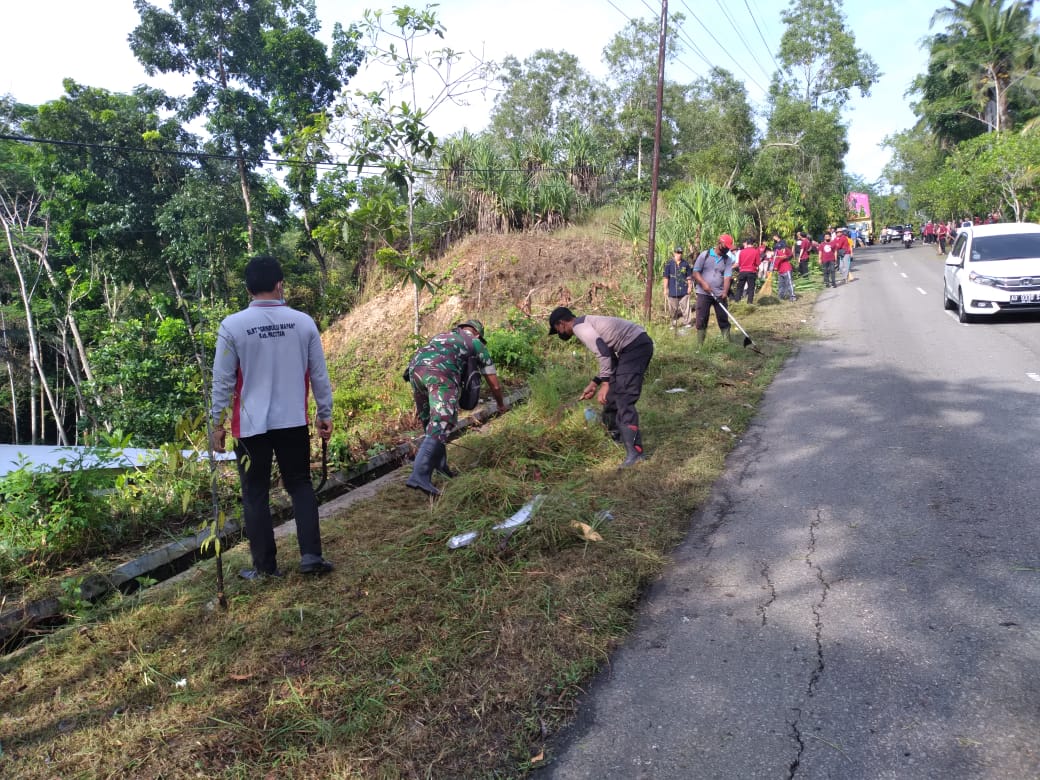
<box><xmin>662</xmin><ymin>247</ymin><xmax>693</xmax><ymax>328</ymax></box>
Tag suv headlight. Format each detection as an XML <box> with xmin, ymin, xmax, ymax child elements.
<box><xmin>968</xmin><ymin>270</ymin><xmax>1000</xmax><ymax>287</ymax></box>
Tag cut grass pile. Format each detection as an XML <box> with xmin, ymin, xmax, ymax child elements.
<box><xmin>0</xmin><ymin>293</ymin><xmax>814</xmax><ymax>778</ymax></box>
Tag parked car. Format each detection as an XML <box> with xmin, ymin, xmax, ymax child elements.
<box><xmin>881</xmin><ymin>224</ymin><xmax>906</xmax><ymax>244</ymax></box>
<box><xmin>942</xmin><ymin>222</ymin><xmax>1040</xmax><ymax>322</ymax></box>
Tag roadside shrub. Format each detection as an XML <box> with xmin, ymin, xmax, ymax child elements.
<box><xmin>0</xmin><ymin>455</ymin><xmax>113</xmax><ymax>572</ymax></box>
<box><xmin>0</xmin><ymin>430</ymin><xmax>221</xmax><ymax>590</ymax></box>
<box><xmin>485</xmin><ymin>310</ymin><xmax>543</xmax><ymax>375</ymax></box>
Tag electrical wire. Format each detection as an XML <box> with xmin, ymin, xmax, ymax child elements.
<box><xmin>0</xmin><ymin>132</ymin><xmax>608</xmax><ymax>178</ymax></box>
<box><xmin>742</xmin><ymin>0</ymin><xmax>783</xmax><ymax>74</ymax></box>
<box><xmin>675</xmin><ymin>0</ymin><xmax>768</xmax><ymax>94</ymax></box>
<box><xmin>711</xmin><ymin>0</ymin><xmax>774</xmax><ymax>84</ymax></box>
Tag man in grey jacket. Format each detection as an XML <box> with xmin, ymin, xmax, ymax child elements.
<box><xmin>210</xmin><ymin>255</ymin><xmax>334</xmax><ymax>579</ymax></box>
<box><xmin>548</xmin><ymin>307</ymin><xmax>654</xmax><ymax>468</ymax></box>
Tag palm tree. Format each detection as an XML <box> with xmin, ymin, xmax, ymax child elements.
<box><xmin>929</xmin><ymin>0</ymin><xmax>1040</xmax><ymax>133</ymax></box>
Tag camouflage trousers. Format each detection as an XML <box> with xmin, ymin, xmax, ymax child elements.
<box><xmin>411</xmin><ymin>368</ymin><xmax>460</xmax><ymax>443</ymax></box>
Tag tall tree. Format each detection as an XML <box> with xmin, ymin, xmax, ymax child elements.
<box><xmin>747</xmin><ymin>90</ymin><xmax>850</xmax><ymax>236</ymax></box>
<box><xmin>488</xmin><ymin>50</ymin><xmax>610</xmax><ymax>139</ymax></box>
<box><xmin>674</xmin><ymin>69</ymin><xmax>756</xmax><ymax>188</ymax></box>
<box><xmin>601</xmin><ymin>15</ymin><xmax>684</xmax><ymax>189</ymax></box>
<box><xmin>129</xmin><ymin>0</ymin><xmax>362</xmax><ymax>253</ymax></box>
<box><xmin>341</xmin><ymin>4</ymin><xmax>495</xmax><ymax>335</ymax></box>
<box><xmin>922</xmin><ymin>0</ymin><xmax>1040</xmax><ymax>135</ymax></box>
<box><xmin>777</xmin><ymin>0</ymin><xmax>880</xmax><ymax>110</ymax></box>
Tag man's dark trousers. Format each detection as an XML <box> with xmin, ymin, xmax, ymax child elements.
<box><xmin>602</xmin><ymin>333</ymin><xmax>654</xmax><ymax>443</ymax></box>
<box><xmin>235</xmin><ymin>425</ymin><xmax>322</xmax><ymax>573</ymax></box>
<box><xmin>733</xmin><ymin>271</ymin><xmax>757</xmax><ymax>303</ymax></box>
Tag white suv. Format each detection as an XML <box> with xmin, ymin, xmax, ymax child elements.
<box><xmin>943</xmin><ymin>222</ymin><xmax>1040</xmax><ymax>322</ymax></box>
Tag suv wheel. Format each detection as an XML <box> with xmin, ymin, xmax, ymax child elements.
<box><xmin>943</xmin><ymin>279</ymin><xmax>956</xmax><ymax>310</ymax></box>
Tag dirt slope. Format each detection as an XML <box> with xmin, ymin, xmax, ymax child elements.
<box><xmin>322</xmin><ymin>232</ymin><xmax>633</xmax><ymax>368</ymax></box>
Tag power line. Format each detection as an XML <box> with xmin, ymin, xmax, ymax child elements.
<box><xmin>600</xmin><ymin>1</ymin><xmax>706</xmax><ymax>86</ymax></box>
<box><xmin>604</xmin><ymin>0</ymin><xmax>634</xmax><ymax>24</ymax></box>
<box><xmin>675</xmin><ymin>0</ymin><xmax>768</xmax><ymax>94</ymax></box>
<box><xmin>0</xmin><ymin>132</ymin><xmax>608</xmax><ymax>179</ymax></box>
<box><xmin>741</xmin><ymin>0</ymin><xmax>783</xmax><ymax>75</ymax></box>
<box><xmin>711</xmin><ymin>0</ymin><xmax>774</xmax><ymax>84</ymax></box>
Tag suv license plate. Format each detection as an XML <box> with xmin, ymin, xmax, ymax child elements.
<box><xmin>1011</xmin><ymin>293</ymin><xmax>1040</xmax><ymax>302</ymax></box>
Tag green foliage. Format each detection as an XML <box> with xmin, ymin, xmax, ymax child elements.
<box><xmin>0</xmin><ymin>452</ymin><xmax>121</xmax><ymax>580</ymax></box>
<box><xmin>489</xmin><ymin>50</ymin><xmax>610</xmax><ymax>139</ymax></box>
<box><xmin>0</xmin><ymin>419</ymin><xmax>230</xmax><ymax>590</ymax></box>
<box><xmin>921</xmin><ymin>0</ymin><xmax>1040</xmax><ymax>137</ymax></box>
<box><xmin>777</xmin><ymin>0</ymin><xmax>880</xmax><ymax>110</ymax></box>
<box><xmin>662</xmin><ymin>179</ymin><xmax>748</xmax><ymax>254</ymax></box>
<box><xmin>484</xmin><ymin>312</ymin><xmax>544</xmax><ymax>375</ymax></box>
<box><xmin>59</xmin><ymin>576</ymin><xmax>93</xmax><ymax>615</ymax></box>
<box><xmin>87</xmin><ymin>315</ymin><xmax>206</xmax><ymax>445</ymax></box>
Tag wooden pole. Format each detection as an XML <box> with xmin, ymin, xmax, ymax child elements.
<box><xmin>643</xmin><ymin>0</ymin><xmax>668</xmax><ymax>322</ymax></box>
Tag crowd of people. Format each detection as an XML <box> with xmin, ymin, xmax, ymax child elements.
<box><xmin>919</xmin><ymin>213</ymin><xmax>1001</xmax><ymax>254</ymax></box>
<box><xmin>663</xmin><ymin>226</ymin><xmax>859</xmax><ymax>328</ymax></box>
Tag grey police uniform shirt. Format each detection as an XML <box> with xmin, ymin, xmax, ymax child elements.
<box><xmin>571</xmin><ymin>315</ymin><xmax>647</xmax><ymax>382</ymax></box>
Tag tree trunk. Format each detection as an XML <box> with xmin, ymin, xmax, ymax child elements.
<box><xmin>2</xmin><ymin>214</ymin><xmax>70</xmax><ymax>445</ymax></box>
<box><xmin>1</xmin><ymin>310</ymin><xmax>20</xmax><ymax>444</ymax></box>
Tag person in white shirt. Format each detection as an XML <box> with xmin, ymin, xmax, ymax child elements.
<box><xmin>210</xmin><ymin>255</ymin><xmax>334</xmax><ymax>580</ymax></box>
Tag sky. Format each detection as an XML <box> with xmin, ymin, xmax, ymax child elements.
<box><xmin>0</xmin><ymin>0</ymin><xmax>941</xmax><ymax>183</ymax></box>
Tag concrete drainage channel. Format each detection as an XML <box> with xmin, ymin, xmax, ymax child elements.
<box><xmin>0</xmin><ymin>389</ymin><xmax>528</xmax><ymax>655</ymax></box>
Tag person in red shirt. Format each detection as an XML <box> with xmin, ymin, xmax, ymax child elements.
<box><xmin>772</xmin><ymin>233</ymin><xmax>796</xmax><ymax>301</ymax></box>
<box><xmin>795</xmin><ymin>231</ymin><xmax>812</xmax><ymax>277</ymax></box>
<box><xmin>833</xmin><ymin>227</ymin><xmax>853</xmax><ymax>284</ymax></box>
<box><xmin>818</xmin><ymin>231</ymin><xmax>838</xmax><ymax>288</ymax></box>
<box><xmin>732</xmin><ymin>237</ymin><xmax>761</xmax><ymax>303</ymax></box>
<box><xmin>936</xmin><ymin>221</ymin><xmax>949</xmax><ymax>255</ymax></box>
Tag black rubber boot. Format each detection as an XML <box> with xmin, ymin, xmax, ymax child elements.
<box><xmin>435</xmin><ymin>447</ymin><xmax>456</xmax><ymax>478</ymax></box>
<box><xmin>618</xmin><ymin>426</ymin><xmax>646</xmax><ymax>469</ymax></box>
<box><xmin>406</xmin><ymin>438</ymin><xmax>442</xmax><ymax>496</ymax></box>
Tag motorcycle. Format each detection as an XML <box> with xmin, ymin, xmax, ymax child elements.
<box><xmin>902</xmin><ymin>230</ymin><xmax>913</xmax><ymax>249</ymax></box>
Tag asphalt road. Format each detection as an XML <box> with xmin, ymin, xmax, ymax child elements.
<box><xmin>545</xmin><ymin>243</ymin><xmax>1040</xmax><ymax>779</ymax></box>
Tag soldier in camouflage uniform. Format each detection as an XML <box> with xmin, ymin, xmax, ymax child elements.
<box><xmin>405</xmin><ymin>319</ymin><xmax>506</xmax><ymax>496</ymax></box>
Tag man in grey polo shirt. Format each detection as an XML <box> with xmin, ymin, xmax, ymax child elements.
<box><xmin>692</xmin><ymin>233</ymin><xmax>736</xmax><ymax>345</ymax></box>
<box><xmin>210</xmin><ymin>255</ymin><xmax>335</xmax><ymax>580</ymax></box>
<box><xmin>548</xmin><ymin>308</ymin><xmax>654</xmax><ymax>468</ymax></box>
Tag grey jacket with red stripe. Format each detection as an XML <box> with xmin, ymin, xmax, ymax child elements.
<box><xmin>210</xmin><ymin>299</ymin><xmax>332</xmax><ymax>438</ymax></box>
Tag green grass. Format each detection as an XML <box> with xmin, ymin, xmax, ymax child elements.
<box><xmin>0</xmin><ymin>288</ymin><xmax>815</xmax><ymax>778</ymax></box>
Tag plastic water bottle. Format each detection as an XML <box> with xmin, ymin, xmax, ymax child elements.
<box><xmin>584</xmin><ymin>407</ymin><xmax>597</xmax><ymax>425</ymax></box>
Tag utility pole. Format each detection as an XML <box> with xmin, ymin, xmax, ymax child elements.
<box><xmin>643</xmin><ymin>0</ymin><xmax>667</xmax><ymax>322</ymax></box>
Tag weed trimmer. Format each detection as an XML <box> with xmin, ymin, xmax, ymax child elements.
<box><xmin>712</xmin><ymin>296</ymin><xmax>763</xmax><ymax>354</ymax></box>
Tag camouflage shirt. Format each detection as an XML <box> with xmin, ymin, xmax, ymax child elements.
<box><xmin>408</xmin><ymin>330</ymin><xmax>497</xmax><ymax>382</ymax></box>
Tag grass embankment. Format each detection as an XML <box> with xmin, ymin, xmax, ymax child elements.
<box><xmin>0</xmin><ymin>292</ymin><xmax>815</xmax><ymax>778</ymax></box>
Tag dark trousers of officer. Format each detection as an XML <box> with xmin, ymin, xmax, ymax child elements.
<box><xmin>235</xmin><ymin>425</ymin><xmax>321</xmax><ymax>573</ymax></box>
<box><xmin>601</xmin><ymin>333</ymin><xmax>654</xmax><ymax>438</ymax></box>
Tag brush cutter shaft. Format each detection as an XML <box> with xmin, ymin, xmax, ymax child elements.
<box><xmin>711</xmin><ymin>296</ymin><xmax>763</xmax><ymax>353</ymax></box>
<box><xmin>711</xmin><ymin>296</ymin><xmax>750</xmax><ymax>340</ymax></box>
